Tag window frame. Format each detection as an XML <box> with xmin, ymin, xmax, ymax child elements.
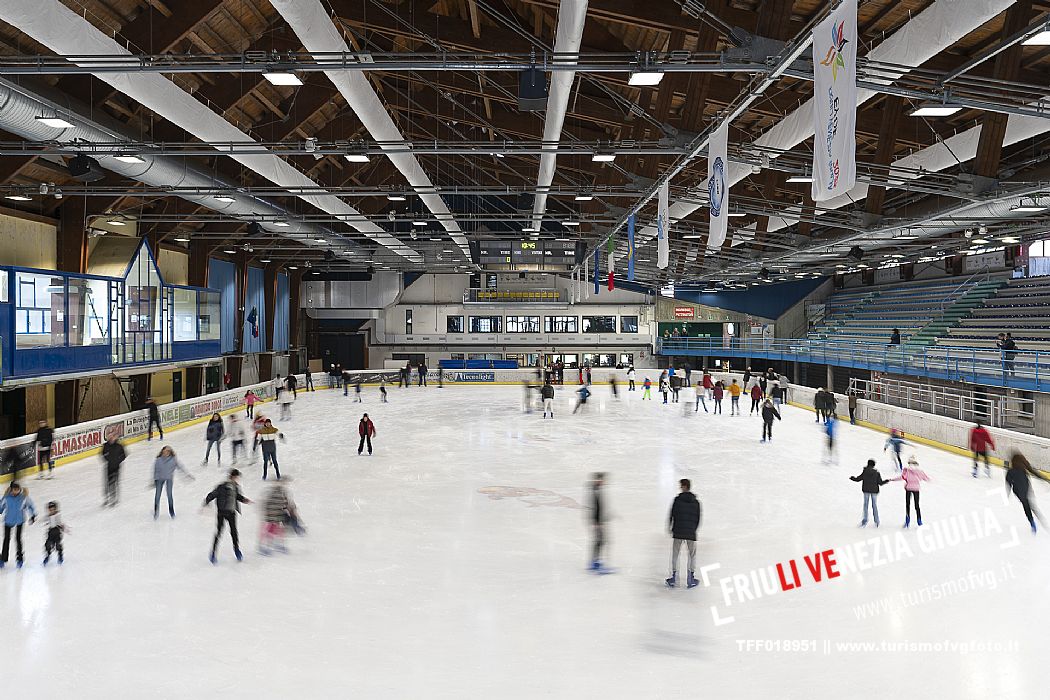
<box><xmin>620</xmin><ymin>315</ymin><xmax>639</xmax><ymax>333</ymax></box>
<box><xmin>505</xmin><ymin>315</ymin><xmax>541</xmax><ymax>333</ymax></box>
<box><xmin>446</xmin><ymin>315</ymin><xmax>464</xmax><ymax>333</ymax></box>
<box><xmin>469</xmin><ymin>315</ymin><xmax>502</xmax><ymax>333</ymax></box>
<box><xmin>582</xmin><ymin>315</ymin><xmax>617</xmax><ymax>334</ymax></box>
<box><xmin>544</xmin><ymin>315</ymin><xmax>578</xmax><ymax>333</ymax></box>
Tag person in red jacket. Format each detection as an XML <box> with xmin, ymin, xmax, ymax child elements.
<box><xmin>749</xmin><ymin>383</ymin><xmax>763</xmax><ymax>415</ymax></box>
<box><xmin>970</xmin><ymin>421</ymin><xmax>996</xmax><ymax>478</ymax></box>
<box><xmin>358</xmin><ymin>413</ymin><xmax>376</xmax><ymax>456</ymax></box>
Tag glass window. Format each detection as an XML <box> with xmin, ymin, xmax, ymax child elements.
<box><xmin>582</xmin><ymin>316</ymin><xmax>616</xmax><ymax>333</ymax></box>
<box><xmin>446</xmin><ymin>315</ymin><xmax>464</xmax><ymax>333</ymax></box>
<box><xmin>450</xmin><ymin>353</ymin><xmax>465</xmax><ymax>360</ymax></box>
<box><xmin>468</xmin><ymin>352</ymin><xmax>502</xmax><ymax>360</ymax></box>
<box><xmin>16</xmin><ymin>272</ymin><xmax>64</xmax><ymax>348</ymax></box>
<box><xmin>199</xmin><ymin>291</ymin><xmax>221</xmax><ymax>341</ymax></box>
<box><xmin>544</xmin><ymin>315</ymin><xmax>578</xmax><ymax>333</ymax></box>
<box><xmin>619</xmin><ymin>353</ymin><xmax>634</xmax><ymax>367</ymax></box>
<box><xmin>469</xmin><ymin>316</ymin><xmax>502</xmax><ymax>333</ymax></box>
<box><xmin>124</xmin><ymin>247</ymin><xmax>166</xmax><ymax>362</ymax></box>
<box><xmin>599</xmin><ymin>353</ymin><xmax>616</xmax><ymax>367</ymax></box>
<box><xmin>582</xmin><ymin>353</ymin><xmax>598</xmax><ymax>366</ymax></box>
<box><xmin>68</xmin><ymin>278</ymin><xmax>110</xmax><ymax>346</ymax></box>
<box><xmin>505</xmin><ymin>315</ymin><xmax>540</xmax><ymax>333</ymax></box>
<box><xmin>0</xmin><ymin>269</ymin><xmax>7</xmax><ymax>303</ymax></box>
<box><xmin>173</xmin><ymin>288</ymin><xmax>198</xmax><ymax>342</ymax></box>
<box><xmin>620</xmin><ymin>315</ymin><xmax>639</xmax><ymax>333</ymax></box>
<box><xmin>405</xmin><ymin>309</ymin><xmax>413</xmax><ymax>335</ymax></box>
<box><xmin>562</xmin><ymin>353</ymin><xmax>579</xmax><ymax>369</ymax></box>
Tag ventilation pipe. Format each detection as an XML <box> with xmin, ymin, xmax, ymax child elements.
<box><xmin>269</xmin><ymin>0</ymin><xmax>471</xmax><ymax>259</ymax></box>
<box><xmin>0</xmin><ymin>0</ymin><xmax>420</xmax><ymax>263</ymax></box>
<box><xmin>616</xmin><ymin>0</ymin><xmax>1018</xmax><ymax>261</ymax></box>
<box><xmin>530</xmin><ymin>0</ymin><xmax>589</xmax><ymax>231</ymax></box>
<box><xmin>0</xmin><ymin>78</ymin><xmax>361</xmax><ymax>252</ymax></box>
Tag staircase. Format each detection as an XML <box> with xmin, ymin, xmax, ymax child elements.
<box><xmin>907</xmin><ymin>278</ymin><xmax>1007</xmax><ymax>347</ymax></box>
<box><xmin>810</xmin><ymin>291</ymin><xmax>880</xmax><ymax>339</ymax></box>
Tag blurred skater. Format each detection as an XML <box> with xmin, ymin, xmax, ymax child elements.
<box><xmin>1005</xmin><ymin>452</ymin><xmax>1048</xmax><ymax>533</ymax></box>
<box><xmin>259</xmin><ymin>478</ymin><xmax>304</xmax><ymax>555</ymax></box>
<box><xmin>610</xmin><ymin>376</ymin><xmax>619</xmax><ymax>399</ymax></box>
<box><xmin>353</xmin><ymin>380</ymin><xmax>363</xmax><ymax>404</ymax></box>
<box><xmin>588</xmin><ymin>473</ymin><xmax>610</xmax><ymax>573</ymax></box>
<box><xmin>823</xmin><ymin>416</ymin><xmax>838</xmax><ymax>463</ymax></box>
<box><xmin>849</xmin><ymin>459</ymin><xmax>889</xmax><ymax>527</ymax></box>
<box><xmin>204</xmin><ymin>468</ymin><xmax>252</xmax><ymax>564</ymax></box>
<box><xmin>101</xmin><ymin>434</ymin><xmax>126</xmax><ymax>507</ymax></box>
<box><xmin>884</xmin><ymin>429</ymin><xmax>907</xmax><ymax>472</ymax></box>
<box><xmin>891</xmin><ymin>456</ymin><xmax>930</xmax><ymax>527</ymax></box>
<box><xmin>970</xmin><ymin>421</ymin><xmax>996</xmax><ymax>478</ymax></box>
<box><xmin>279</xmin><ymin>383</ymin><xmax>294</xmax><ymax>419</ymax></box>
<box><xmin>573</xmin><ymin>384</ymin><xmax>591</xmax><ymax>414</ymax></box>
<box><xmin>227</xmin><ymin>414</ymin><xmax>246</xmax><ymax>463</ymax></box>
<box><xmin>34</xmin><ymin>420</ymin><xmax>55</xmax><ymax>479</ymax></box>
<box><xmin>665</xmin><ymin>479</ymin><xmax>702</xmax><ymax>588</ymax></box>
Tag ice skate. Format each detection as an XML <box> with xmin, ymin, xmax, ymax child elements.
<box><xmin>209</xmin><ymin>553</ymin><xmax>217</xmax><ymax>564</ymax></box>
<box><xmin>687</xmin><ymin>573</ymin><xmax>699</xmax><ymax>589</ymax></box>
<box><xmin>917</xmin><ymin>517</ymin><xmax>923</xmax><ymax>526</ymax></box>
<box><xmin>904</xmin><ymin>516</ymin><xmax>910</xmax><ymax>528</ymax></box>
<box><xmin>665</xmin><ymin>572</ymin><xmax>677</xmax><ymax>588</ymax></box>
<box><xmin>235</xmin><ymin>549</ymin><xmax>243</xmax><ymax>561</ymax></box>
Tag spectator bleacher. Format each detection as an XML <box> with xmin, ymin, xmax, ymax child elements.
<box><xmin>937</xmin><ymin>276</ymin><xmax>1050</xmax><ymax>352</ymax></box>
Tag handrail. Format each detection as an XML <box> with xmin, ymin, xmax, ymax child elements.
<box><xmin>939</xmin><ymin>269</ymin><xmax>987</xmax><ymax>316</ymax></box>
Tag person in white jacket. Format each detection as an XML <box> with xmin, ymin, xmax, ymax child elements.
<box><xmin>227</xmin><ymin>414</ymin><xmax>247</xmax><ymax>463</ymax></box>
<box><xmin>627</xmin><ymin>366</ymin><xmax>636</xmax><ymax>391</ymax></box>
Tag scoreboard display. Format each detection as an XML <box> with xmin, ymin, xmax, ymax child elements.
<box><xmin>474</xmin><ymin>239</ymin><xmax>581</xmax><ymax>268</ymax></box>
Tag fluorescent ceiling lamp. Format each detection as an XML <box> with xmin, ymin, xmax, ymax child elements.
<box><xmin>107</xmin><ymin>219</ymin><xmax>126</xmax><ymax>226</ymax></box>
<box><xmin>1000</xmin><ymin>236</ymin><xmax>1020</xmax><ymax>243</ymax></box>
<box><xmin>35</xmin><ymin>115</ymin><xmax>73</xmax><ymax>128</ymax></box>
<box><xmin>909</xmin><ymin>103</ymin><xmax>963</xmax><ymax>117</ymax></box>
<box><xmin>344</xmin><ymin>154</ymin><xmax>370</xmax><ymax>163</ymax></box>
<box><xmin>522</xmin><ymin>226</ymin><xmax>538</xmax><ymax>232</ymax></box>
<box><xmin>214</xmin><ymin>195</ymin><xmax>236</xmax><ymax>203</ymax></box>
<box><xmin>628</xmin><ymin>71</ymin><xmax>664</xmax><ymax>86</ymax></box>
<box><xmin>574</xmin><ymin>194</ymin><xmax>594</xmax><ymax>201</ymax></box>
<box><xmin>727</xmin><ymin>212</ymin><xmax>747</xmax><ymax>217</ymax></box>
<box><xmin>273</xmin><ymin>221</ymin><xmax>290</xmax><ymax>227</ymax></box>
<box><xmin>386</xmin><ymin>194</ymin><xmax>407</xmax><ymax>201</ymax></box>
<box><xmin>5</xmin><ymin>194</ymin><xmax>31</xmax><ymax>201</ymax></box>
<box><xmin>314</xmin><ymin>238</ymin><xmax>326</xmax><ymax>243</ymax></box>
<box><xmin>412</xmin><ymin>221</ymin><xmax>427</xmax><ymax>227</ymax></box>
<box><xmin>563</xmin><ymin>220</ymin><xmax>580</xmax><ymax>227</ymax></box>
<box><xmin>1011</xmin><ymin>203</ymin><xmax>1047</xmax><ymax>213</ymax></box>
<box><xmin>785</xmin><ymin>175</ymin><xmax>813</xmax><ymax>183</ymax></box>
<box><xmin>591</xmin><ymin>153</ymin><xmax>616</xmax><ymax>162</ymax></box>
<box><xmin>682</xmin><ymin>234</ymin><xmax>704</xmax><ymax>239</ymax></box>
<box><xmin>260</xmin><ymin>258</ymin><xmax>271</xmax><ymax>263</ymax></box>
<box><xmin>224</xmin><ymin>249</ymin><xmax>236</xmax><ymax>254</ymax></box>
<box><xmin>288</xmin><ymin>266</ymin><xmax>298</xmax><ymax>270</ymax></box>
<box><xmin>263</xmin><ymin>71</ymin><xmax>303</xmax><ymax>86</ymax></box>
<box><xmin>971</xmin><ymin>238</ymin><xmax>990</xmax><ymax>244</ymax></box>
<box><xmin>1022</xmin><ymin>30</ymin><xmax>1050</xmax><ymax>46</ymax></box>
<box><xmin>173</xmin><ymin>237</ymin><xmax>190</xmax><ymax>242</ymax></box>
<box><xmin>113</xmin><ymin>154</ymin><xmax>145</xmax><ymax>164</ymax></box>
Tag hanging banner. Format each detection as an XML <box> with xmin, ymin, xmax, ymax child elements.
<box><xmin>812</xmin><ymin>0</ymin><xmax>857</xmax><ymax>201</ymax></box>
<box><xmin>707</xmin><ymin>121</ymin><xmax>729</xmax><ymax>249</ymax></box>
<box><xmin>606</xmin><ymin>237</ymin><xmax>615</xmax><ymax>291</ymax></box>
<box><xmin>583</xmin><ymin>256</ymin><xmax>590</xmax><ymax>300</ymax></box>
<box><xmin>593</xmin><ymin>248</ymin><xmax>600</xmax><ymax>295</ymax></box>
<box><xmin>657</xmin><ymin>181</ymin><xmax>670</xmax><ymax>269</ymax></box>
<box><xmin>627</xmin><ymin>213</ymin><xmax>636</xmax><ymax>281</ymax></box>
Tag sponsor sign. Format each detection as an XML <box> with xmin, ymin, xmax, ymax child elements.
<box><xmin>674</xmin><ymin>306</ymin><xmax>696</xmax><ymax>319</ymax></box>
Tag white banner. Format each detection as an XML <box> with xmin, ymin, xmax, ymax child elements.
<box><xmin>707</xmin><ymin>121</ymin><xmax>729</xmax><ymax>249</ymax></box>
<box><xmin>657</xmin><ymin>180</ymin><xmax>670</xmax><ymax>269</ymax></box>
<box><xmin>812</xmin><ymin>0</ymin><xmax>857</xmax><ymax>201</ymax></box>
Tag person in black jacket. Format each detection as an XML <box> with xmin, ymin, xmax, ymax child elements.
<box><xmin>850</xmin><ymin>459</ymin><xmax>890</xmax><ymax>527</ymax></box>
<box><xmin>204</xmin><ymin>469</ymin><xmax>252</xmax><ymax>564</ymax></box>
<box><xmin>760</xmin><ymin>399</ymin><xmax>781</xmax><ymax>443</ymax></box>
<box><xmin>286</xmin><ymin>374</ymin><xmax>298</xmax><ymax>399</ymax></box>
<box><xmin>34</xmin><ymin>420</ymin><xmax>55</xmax><ymax>479</ymax></box>
<box><xmin>589</xmin><ymin>473</ymin><xmax>608</xmax><ymax>572</ymax></box>
<box><xmin>203</xmin><ymin>413</ymin><xmax>224</xmax><ymax>466</ymax></box>
<box><xmin>1005</xmin><ymin>452</ymin><xmax>1047</xmax><ymax>533</ymax></box>
<box><xmin>418</xmin><ymin>361</ymin><xmax>428</xmax><ymax>386</ymax></box>
<box><xmin>814</xmin><ymin>389</ymin><xmax>826</xmax><ymax>422</ymax></box>
<box><xmin>541</xmin><ymin>382</ymin><xmax>555</xmax><ymax>419</ymax></box>
<box><xmin>666</xmin><ymin>479</ymin><xmax>702</xmax><ymax>588</ymax></box>
<box><xmin>100</xmin><ymin>435</ymin><xmax>126</xmax><ymax>507</ymax></box>
<box><xmin>145</xmin><ymin>397</ymin><xmax>163</xmax><ymax>440</ymax></box>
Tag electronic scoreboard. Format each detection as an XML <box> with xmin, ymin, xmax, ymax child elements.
<box><xmin>472</xmin><ymin>239</ymin><xmax>582</xmax><ymax>269</ymax></box>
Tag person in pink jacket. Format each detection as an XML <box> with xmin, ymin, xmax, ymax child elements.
<box><xmin>892</xmin><ymin>456</ymin><xmax>930</xmax><ymax>528</ymax></box>
<box><xmin>244</xmin><ymin>390</ymin><xmax>259</xmax><ymax>418</ymax></box>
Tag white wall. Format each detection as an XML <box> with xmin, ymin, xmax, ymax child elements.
<box><xmin>0</xmin><ymin>212</ymin><xmax>56</xmax><ymax>268</ymax></box>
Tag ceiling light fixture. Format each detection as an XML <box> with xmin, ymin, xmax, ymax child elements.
<box><xmin>314</xmin><ymin>238</ymin><xmax>326</xmax><ymax>243</ymax></box>
<box><xmin>106</xmin><ymin>218</ymin><xmax>126</xmax><ymax>226</ymax></box>
<box><xmin>412</xmin><ymin>220</ymin><xmax>427</xmax><ymax>227</ymax></box>
<box><xmin>1011</xmin><ymin>200</ymin><xmax>1047</xmax><ymax>213</ymax></box>
<box><xmin>260</xmin><ymin>258</ymin><xmax>271</xmax><ymax>263</ymax></box>
<box><xmin>1022</xmin><ymin>29</ymin><xmax>1050</xmax><ymax>46</ymax></box>
<box><xmin>386</xmin><ymin>193</ymin><xmax>407</xmax><ymax>201</ymax></box>
<box><xmin>344</xmin><ymin>153</ymin><xmax>370</xmax><ymax>163</ymax></box>
<box><xmin>727</xmin><ymin>211</ymin><xmax>747</xmax><ymax>217</ymax></box>
<box><xmin>574</xmin><ymin>194</ymin><xmax>594</xmax><ymax>201</ymax></box>
<box><xmin>786</xmin><ymin>174</ymin><xmax>813</xmax><ymax>183</ymax></box>
<box><xmin>113</xmin><ymin>154</ymin><xmax>145</xmax><ymax>164</ymax></box>
<box><xmin>224</xmin><ymin>249</ymin><xmax>236</xmax><ymax>254</ymax></box>
<box><xmin>1000</xmin><ymin>236</ymin><xmax>1020</xmax><ymax>243</ymax></box>
<box><xmin>214</xmin><ymin>195</ymin><xmax>236</xmax><ymax>203</ymax></box>
<box><xmin>522</xmin><ymin>226</ymin><xmax>538</xmax><ymax>233</ymax></box>
<box><xmin>909</xmin><ymin>102</ymin><xmax>963</xmax><ymax>117</ymax></box>
<box><xmin>591</xmin><ymin>152</ymin><xmax>616</xmax><ymax>162</ymax></box>
<box><xmin>628</xmin><ymin>71</ymin><xmax>664</xmax><ymax>86</ymax></box>
<box><xmin>174</xmin><ymin>237</ymin><xmax>190</xmax><ymax>242</ymax></box>
<box><xmin>5</xmin><ymin>194</ymin><xmax>31</xmax><ymax>201</ymax></box>
<box><xmin>563</xmin><ymin>220</ymin><xmax>581</xmax><ymax>227</ymax></box>
<box><xmin>287</xmin><ymin>265</ymin><xmax>298</xmax><ymax>270</ymax></box>
<box><xmin>971</xmin><ymin>238</ymin><xmax>990</xmax><ymax>244</ymax></box>
<box><xmin>273</xmin><ymin>221</ymin><xmax>290</xmax><ymax>227</ymax></box>
<box><xmin>263</xmin><ymin>70</ymin><xmax>303</xmax><ymax>86</ymax></box>
<box><xmin>35</xmin><ymin>115</ymin><xmax>73</xmax><ymax>129</ymax></box>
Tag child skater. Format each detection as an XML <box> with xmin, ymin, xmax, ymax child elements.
<box><xmin>749</xmin><ymin>382</ymin><xmax>763</xmax><ymax>415</ymax></box>
<box><xmin>227</xmin><ymin>413</ymin><xmax>246</xmax><ymax>463</ymax></box>
<box><xmin>892</xmin><ymin>456</ymin><xmax>930</xmax><ymax>527</ymax></box>
<box><xmin>695</xmin><ymin>381</ymin><xmax>709</xmax><ymax>413</ymax></box>
<box><xmin>1005</xmin><ymin>451</ymin><xmax>1048</xmax><ymax>533</ymax></box>
<box><xmin>0</xmin><ymin>482</ymin><xmax>36</xmax><ymax>568</ymax></box>
<box><xmin>204</xmin><ymin>468</ymin><xmax>252</xmax><ymax>564</ymax></box>
<box><xmin>849</xmin><ymin>459</ymin><xmax>889</xmax><ymax>528</ymax></box>
<box><xmin>659</xmin><ymin>372</ymin><xmax>669</xmax><ymax>404</ymax></box>
<box><xmin>244</xmin><ymin>390</ymin><xmax>259</xmax><ymax>418</ymax></box>
<box><xmin>354</xmin><ymin>380</ymin><xmax>363</xmax><ymax>403</ymax></box>
<box><xmin>642</xmin><ymin>376</ymin><xmax>652</xmax><ymax>400</ymax></box>
<box><xmin>380</xmin><ymin>378</ymin><xmax>388</xmax><ymax>403</ymax></box>
<box><xmin>259</xmin><ymin>477</ymin><xmax>303</xmax><ymax>555</ymax></box>
<box><xmin>573</xmin><ymin>384</ymin><xmax>592</xmax><ymax>414</ymax></box>
<box><xmin>884</xmin><ymin>429</ymin><xmax>908</xmax><ymax>472</ymax></box>
<box><xmin>824</xmin><ymin>415</ymin><xmax>838</xmax><ymax>463</ymax></box>
<box><xmin>42</xmin><ymin>500</ymin><xmax>68</xmax><ymax>565</ymax></box>
<box><xmin>712</xmin><ymin>381</ymin><xmax>724</xmax><ymax>414</ymax></box>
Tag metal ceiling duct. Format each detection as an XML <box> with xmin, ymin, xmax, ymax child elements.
<box><xmin>530</xmin><ymin>0</ymin><xmax>589</xmax><ymax>231</ymax></box>
<box><xmin>615</xmin><ymin>0</ymin><xmax>1018</xmax><ymax>262</ymax></box>
<box><xmin>269</xmin><ymin>0</ymin><xmax>471</xmax><ymax>260</ymax></box>
<box><xmin>0</xmin><ymin>77</ymin><xmax>362</xmax><ymax>254</ymax></box>
<box><xmin>0</xmin><ymin>0</ymin><xmax>420</xmax><ymax>263</ymax></box>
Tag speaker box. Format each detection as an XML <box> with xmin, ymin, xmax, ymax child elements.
<box><xmin>518</xmin><ymin>68</ymin><xmax>548</xmax><ymax>111</ymax></box>
<box><xmin>847</xmin><ymin>245</ymin><xmax>864</xmax><ymax>261</ymax></box>
<box><xmin>68</xmin><ymin>154</ymin><xmax>106</xmax><ymax>182</ymax></box>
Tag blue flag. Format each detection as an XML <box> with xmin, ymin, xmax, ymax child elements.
<box><xmin>593</xmin><ymin>248</ymin><xmax>600</xmax><ymax>295</ymax></box>
<box><xmin>627</xmin><ymin>214</ymin><xmax>636</xmax><ymax>281</ymax></box>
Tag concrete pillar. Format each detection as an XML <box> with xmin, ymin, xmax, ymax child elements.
<box><xmin>55</xmin><ymin>197</ymin><xmax>91</xmax><ymax>426</ymax></box>
<box><xmin>1033</xmin><ymin>393</ymin><xmax>1050</xmax><ymax>439</ymax></box>
<box><xmin>235</xmin><ymin>253</ymin><xmax>248</xmax><ymax>354</ymax></box>
<box><xmin>826</xmin><ymin>365</ymin><xmax>835</xmax><ymax>391</ymax></box>
<box><xmin>264</xmin><ymin>264</ymin><xmax>277</xmax><ymax>352</ymax></box>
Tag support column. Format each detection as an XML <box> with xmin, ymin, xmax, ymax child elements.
<box><xmin>55</xmin><ymin>197</ymin><xmax>91</xmax><ymax>426</ymax></box>
<box><xmin>184</xmin><ymin>240</ymin><xmax>209</xmax><ymax>398</ymax></box>
<box><xmin>264</xmin><ymin>263</ymin><xmax>277</xmax><ymax>353</ymax></box>
<box><xmin>289</xmin><ymin>270</ymin><xmax>302</xmax><ymax>349</ymax></box>
<box><xmin>235</xmin><ymin>252</ymin><xmax>248</xmax><ymax>356</ymax></box>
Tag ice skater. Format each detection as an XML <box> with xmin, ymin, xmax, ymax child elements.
<box><xmin>1005</xmin><ymin>452</ymin><xmax>1047</xmax><ymax>533</ymax></box>
<box><xmin>694</xmin><ymin>381</ymin><xmax>709</xmax><ymax>412</ymax></box>
<box><xmin>823</xmin><ymin>416</ymin><xmax>838</xmax><ymax>462</ymax></box>
<box><xmin>304</xmin><ymin>370</ymin><xmax>314</xmax><ymax>392</ymax></box>
<box><xmin>419</xmin><ymin>361</ymin><xmax>428</xmax><ymax>386</ymax></box>
<box><xmin>573</xmin><ymin>384</ymin><xmax>591</xmax><ymax>414</ymax></box>
<box><xmin>279</xmin><ymin>383</ymin><xmax>294</xmax><ymax>419</ymax></box>
<box><xmin>153</xmin><ymin>446</ymin><xmax>193</xmax><ymax>519</ymax></box>
<box><xmin>627</xmin><ymin>365</ymin><xmax>636</xmax><ymax>391</ymax></box>
<box><xmin>34</xmin><ymin>420</ymin><xmax>55</xmax><ymax>479</ymax></box>
<box><xmin>285</xmin><ymin>373</ymin><xmax>298</xmax><ymax>399</ymax></box>
<box><xmin>665</xmin><ymin>478</ymin><xmax>702</xmax><ymax>588</ymax></box>
<box><xmin>749</xmin><ymin>383</ymin><xmax>763</xmax><ymax>415</ymax></box>
<box><xmin>849</xmin><ymin>459</ymin><xmax>889</xmax><ymax>528</ymax></box>
<box><xmin>847</xmin><ymin>391</ymin><xmax>859</xmax><ymax>424</ymax></box>
<box><xmin>814</xmin><ymin>388</ymin><xmax>827</xmax><ymax>422</ymax></box>
<box><xmin>41</xmin><ymin>500</ymin><xmax>67</xmax><ymax>566</ymax></box>
<box><xmin>380</xmin><ymin>378</ymin><xmax>388</xmax><ymax>402</ymax></box>
<box><xmin>771</xmin><ymin>381</ymin><xmax>784</xmax><ymax>409</ymax></box>
<box><xmin>588</xmin><ymin>473</ymin><xmax>610</xmax><ymax>573</ymax></box>
<box><xmin>101</xmin><ymin>434</ymin><xmax>126</xmax><ymax>507</ymax></box>
<box><xmin>701</xmin><ymin>369</ymin><xmax>714</xmax><ymax>402</ymax></box>
<box><xmin>259</xmin><ymin>478</ymin><xmax>303</xmax><ymax>555</ymax></box>
<box><xmin>204</xmin><ymin>468</ymin><xmax>252</xmax><ymax>564</ymax></box>
<box><xmin>257</xmin><ymin>419</ymin><xmax>284</xmax><ymax>479</ymax></box>
<box><xmin>227</xmin><ymin>414</ymin><xmax>246</xmax><ymax>463</ymax></box>
<box><xmin>541</xmin><ymin>381</ymin><xmax>555</xmax><ymax>418</ymax></box>
<box><xmin>343</xmin><ymin>370</ymin><xmax>351</xmax><ymax>396</ymax></box>
<box><xmin>244</xmin><ymin>390</ymin><xmax>259</xmax><ymax>418</ymax></box>
<box><xmin>145</xmin><ymin>397</ymin><xmax>164</xmax><ymax>440</ymax></box>
<box><xmin>203</xmin><ymin>413</ymin><xmax>224</xmax><ymax>466</ymax></box>
<box><xmin>353</xmin><ymin>380</ymin><xmax>363</xmax><ymax>403</ymax></box>
<box><xmin>250</xmin><ymin>413</ymin><xmax>267</xmax><ymax>462</ymax></box>
<box><xmin>728</xmin><ymin>379</ymin><xmax>742</xmax><ymax>415</ymax></box>
<box><xmin>670</xmin><ymin>373</ymin><xmax>681</xmax><ymax>403</ymax></box>
<box><xmin>642</xmin><ymin>376</ymin><xmax>652</xmax><ymax>400</ymax></box>
<box><xmin>760</xmin><ymin>398</ymin><xmax>781</xmax><ymax>443</ymax></box>
<box><xmin>659</xmin><ymin>371</ymin><xmax>669</xmax><ymax>404</ymax></box>
<box><xmin>610</xmin><ymin>376</ymin><xmax>619</xmax><ymax>399</ymax></box>
<box><xmin>883</xmin><ymin>429</ymin><xmax>907</xmax><ymax>472</ymax></box>
<box><xmin>970</xmin><ymin>421</ymin><xmax>996</xmax><ymax>478</ymax></box>
<box><xmin>712</xmin><ymin>381</ymin><xmax>724</xmax><ymax>414</ymax></box>
<box><xmin>358</xmin><ymin>413</ymin><xmax>376</xmax><ymax>455</ymax></box>
<box><xmin>891</xmin><ymin>456</ymin><xmax>929</xmax><ymax>527</ymax></box>
<box><xmin>0</xmin><ymin>482</ymin><xmax>35</xmax><ymax>569</ymax></box>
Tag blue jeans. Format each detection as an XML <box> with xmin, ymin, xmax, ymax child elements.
<box><xmin>154</xmin><ymin>479</ymin><xmax>174</xmax><ymax>516</ymax></box>
<box><xmin>862</xmin><ymin>492</ymin><xmax>879</xmax><ymax>525</ymax></box>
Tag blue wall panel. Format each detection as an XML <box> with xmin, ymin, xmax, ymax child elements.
<box><xmin>242</xmin><ymin>266</ymin><xmax>266</xmax><ymax>353</ymax></box>
<box><xmin>273</xmin><ymin>272</ymin><xmax>290</xmax><ymax>351</ymax></box>
<box><xmin>676</xmin><ymin>278</ymin><xmax>827</xmax><ymax>320</ymax></box>
<box><xmin>208</xmin><ymin>259</ymin><xmax>238</xmax><ymax>353</ymax></box>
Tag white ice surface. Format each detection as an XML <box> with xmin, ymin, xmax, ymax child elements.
<box><xmin>2</xmin><ymin>384</ymin><xmax>1048</xmax><ymax>698</ymax></box>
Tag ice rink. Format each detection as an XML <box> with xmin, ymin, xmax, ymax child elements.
<box><xmin>3</xmin><ymin>381</ymin><xmax>1048</xmax><ymax>698</ymax></box>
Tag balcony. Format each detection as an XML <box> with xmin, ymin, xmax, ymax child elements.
<box><xmin>463</xmin><ymin>288</ymin><xmax>566</xmax><ymax>304</ymax></box>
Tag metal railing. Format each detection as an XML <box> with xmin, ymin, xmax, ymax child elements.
<box><xmin>656</xmin><ymin>336</ymin><xmax>1050</xmax><ymax>392</ymax></box>
<box><xmin>846</xmin><ymin>376</ymin><xmax>1035</xmax><ymax>429</ymax></box>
